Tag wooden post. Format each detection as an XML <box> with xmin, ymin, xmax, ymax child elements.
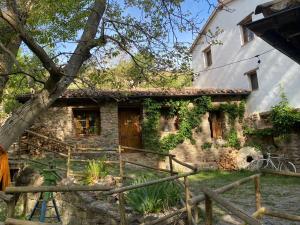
<box><xmin>26</xmin><ymin>132</ymin><xmax>29</xmax><ymax>152</ymax></box>
<box><xmin>7</xmin><ymin>199</ymin><xmax>15</xmax><ymax>218</ymax></box>
<box><xmin>67</xmin><ymin>147</ymin><xmax>71</xmax><ymax>177</ymax></box>
<box><xmin>254</xmin><ymin>176</ymin><xmax>261</xmax><ymax>211</ymax></box>
<box><xmin>193</xmin><ymin>205</ymin><xmax>199</xmax><ymax>224</ymax></box>
<box><xmin>119</xmin><ymin>146</ymin><xmax>125</xmax><ymax>181</ymax></box>
<box><xmin>169</xmin><ymin>155</ymin><xmax>174</xmax><ymax>176</ymax></box>
<box><xmin>184</xmin><ymin>176</ymin><xmax>192</xmax><ymax>225</ymax></box>
<box><xmin>118</xmin><ymin>192</ymin><xmax>127</xmax><ymax>225</ymax></box>
<box><xmin>205</xmin><ymin>194</ymin><xmax>212</xmax><ymax>225</ymax></box>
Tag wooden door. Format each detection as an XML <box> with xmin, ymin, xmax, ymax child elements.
<box><xmin>209</xmin><ymin>112</ymin><xmax>223</xmax><ymax>139</ymax></box>
<box><xmin>118</xmin><ymin>108</ymin><xmax>142</xmax><ymax>148</ymax></box>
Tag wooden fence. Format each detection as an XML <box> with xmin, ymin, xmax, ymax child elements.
<box><xmin>7</xmin><ymin>130</ymin><xmax>200</xmax><ymax>224</ymax></box>
<box><xmin>188</xmin><ymin>170</ymin><xmax>300</xmax><ymax>225</ymax></box>
<box><xmin>7</xmin><ymin>130</ymin><xmax>300</xmax><ymax>224</ymax></box>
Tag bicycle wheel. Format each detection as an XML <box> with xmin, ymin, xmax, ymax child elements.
<box><xmin>279</xmin><ymin>161</ymin><xmax>297</xmax><ymax>173</ymax></box>
<box><xmin>247</xmin><ymin>159</ymin><xmax>264</xmax><ymax>171</ymax></box>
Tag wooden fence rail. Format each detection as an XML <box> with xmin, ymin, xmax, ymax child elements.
<box><xmin>5</xmin><ymin>218</ymin><xmax>56</xmax><ymax>225</ymax></box>
<box><xmin>201</xmin><ymin>187</ymin><xmax>261</xmax><ymax>225</ymax></box>
<box><xmin>120</xmin><ymin>146</ymin><xmax>175</xmax><ymax>157</ymax></box>
<box><xmin>122</xmin><ymin>160</ymin><xmax>177</xmax><ymax>174</ymax></box>
<box><xmin>261</xmin><ymin>169</ymin><xmax>300</xmax><ymax>177</ymax></box>
<box><xmin>5</xmin><ymin>184</ymin><xmax>112</xmax><ymax>194</ymax></box>
<box><xmin>189</xmin><ymin>174</ymin><xmax>261</xmax><ymax>206</ymax></box>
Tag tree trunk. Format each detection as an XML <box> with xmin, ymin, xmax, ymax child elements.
<box><xmin>0</xmin><ymin>0</ymin><xmax>106</xmax><ymax>150</ymax></box>
<box><xmin>0</xmin><ymin>21</ymin><xmax>22</xmax><ymax>101</ymax></box>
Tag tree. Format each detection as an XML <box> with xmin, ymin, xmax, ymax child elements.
<box><xmin>77</xmin><ymin>53</ymin><xmax>193</xmax><ymax>89</ymax></box>
<box><xmin>0</xmin><ymin>0</ymin><xmax>216</xmax><ymax>149</ymax></box>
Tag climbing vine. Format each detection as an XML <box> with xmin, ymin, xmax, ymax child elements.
<box><xmin>211</xmin><ymin>101</ymin><xmax>245</xmax><ymax>148</ymax></box>
<box><xmin>142</xmin><ymin>97</ymin><xmax>212</xmax><ymax>153</ymax></box>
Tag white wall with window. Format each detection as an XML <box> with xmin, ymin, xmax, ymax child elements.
<box><xmin>191</xmin><ymin>0</ymin><xmax>300</xmax><ymax>115</ymax></box>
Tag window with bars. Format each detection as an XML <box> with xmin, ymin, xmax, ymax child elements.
<box><xmin>73</xmin><ymin>109</ymin><xmax>100</xmax><ymax>136</ymax></box>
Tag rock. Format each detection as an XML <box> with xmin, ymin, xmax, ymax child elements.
<box><xmin>215</xmin><ymin>138</ymin><xmax>227</xmax><ymax>147</ymax></box>
<box><xmin>97</xmin><ymin>175</ymin><xmax>116</xmax><ymax>187</ymax></box>
<box><xmin>236</xmin><ymin>147</ymin><xmax>263</xmax><ymax>170</ymax></box>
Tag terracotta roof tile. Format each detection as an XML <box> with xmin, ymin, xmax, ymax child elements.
<box><xmin>17</xmin><ymin>88</ymin><xmax>250</xmax><ymax>102</ymax></box>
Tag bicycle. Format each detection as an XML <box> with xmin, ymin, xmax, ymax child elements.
<box><xmin>247</xmin><ymin>152</ymin><xmax>297</xmax><ymax>173</ymax></box>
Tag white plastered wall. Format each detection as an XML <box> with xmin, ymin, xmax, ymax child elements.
<box><xmin>192</xmin><ymin>0</ymin><xmax>300</xmax><ymax>115</ymax></box>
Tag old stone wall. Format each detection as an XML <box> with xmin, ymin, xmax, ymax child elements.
<box><xmin>29</xmin><ymin>102</ymin><xmax>119</xmax><ymax>150</ymax></box>
<box><xmin>244</xmin><ymin>112</ymin><xmax>300</xmax><ymax>169</ymax></box>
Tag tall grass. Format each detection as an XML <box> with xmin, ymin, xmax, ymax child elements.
<box><xmin>126</xmin><ymin>176</ymin><xmax>182</xmax><ymax>214</ymax></box>
<box><xmin>85</xmin><ymin>158</ymin><xmax>108</xmax><ymax>184</ymax></box>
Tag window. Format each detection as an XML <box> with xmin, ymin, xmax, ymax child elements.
<box><xmin>160</xmin><ymin>107</ymin><xmax>179</xmax><ymax>132</ymax></box>
<box><xmin>203</xmin><ymin>46</ymin><xmax>212</xmax><ymax>67</ymax></box>
<box><xmin>73</xmin><ymin>109</ymin><xmax>100</xmax><ymax>136</ymax></box>
<box><xmin>239</xmin><ymin>15</ymin><xmax>255</xmax><ymax>45</ymax></box>
<box><xmin>246</xmin><ymin>70</ymin><xmax>259</xmax><ymax>91</ymax></box>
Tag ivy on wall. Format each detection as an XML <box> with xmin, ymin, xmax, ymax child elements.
<box><xmin>211</xmin><ymin>101</ymin><xmax>245</xmax><ymax>148</ymax></box>
<box><xmin>143</xmin><ymin>97</ymin><xmax>246</xmax><ymax>153</ymax></box>
<box><xmin>142</xmin><ymin>97</ymin><xmax>211</xmax><ymax>153</ymax></box>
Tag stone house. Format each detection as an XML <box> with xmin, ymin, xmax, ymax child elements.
<box><xmin>17</xmin><ymin>88</ymin><xmax>249</xmax><ymax>152</ymax></box>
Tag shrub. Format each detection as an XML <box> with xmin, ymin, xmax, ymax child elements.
<box><xmin>226</xmin><ymin>129</ymin><xmax>240</xmax><ymax>149</ymax></box>
<box><xmin>85</xmin><ymin>158</ymin><xmax>108</xmax><ymax>184</ymax></box>
<box><xmin>126</xmin><ymin>176</ymin><xmax>182</xmax><ymax>214</ymax></box>
<box><xmin>201</xmin><ymin>142</ymin><xmax>212</xmax><ymax>150</ymax></box>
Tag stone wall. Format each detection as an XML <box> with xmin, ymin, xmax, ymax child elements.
<box><xmin>244</xmin><ymin>112</ymin><xmax>300</xmax><ymax>169</ymax></box>
<box><xmin>29</xmin><ymin>102</ymin><xmax>119</xmax><ymax>150</ymax></box>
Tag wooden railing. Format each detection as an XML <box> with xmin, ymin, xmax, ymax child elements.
<box><xmin>188</xmin><ymin>171</ymin><xmax>300</xmax><ymax>224</ymax></box>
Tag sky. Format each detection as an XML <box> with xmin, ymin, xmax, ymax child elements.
<box><xmin>22</xmin><ymin>0</ymin><xmax>217</xmax><ymax>65</ymax></box>
<box><xmin>178</xmin><ymin>0</ymin><xmax>217</xmax><ymax>43</ymax></box>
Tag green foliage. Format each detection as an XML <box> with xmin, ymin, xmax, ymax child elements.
<box><xmin>243</xmin><ymin>126</ymin><xmax>273</xmax><ymax>137</ymax></box>
<box><xmin>270</xmin><ymin>92</ymin><xmax>300</xmax><ymax>135</ymax></box>
<box><xmin>126</xmin><ymin>176</ymin><xmax>181</xmax><ymax>214</ymax></box>
<box><xmin>78</xmin><ymin>54</ymin><xmax>193</xmax><ymax>89</ymax></box>
<box><xmin>143</xmin><ymin>97</ymin><xmax>212</xmax><ymax>153</ymax></box>
<box><xmin>216</xmin><ymin>101</ymin><xmax>245</xmax><ymax>124</ymax></box>
<box><xmin>244</xmin><ymin>92</ymin><xmax>300</xmax><ymax>139</ymax></box>
<box><xmin>201</xmin><ymin>142</ymin><xmax>212</xmax><ymax>150</ymax></box>
<box><xmin>142</xmin><ymin>99</ymin><xmax>161</xmax><ymax>150</ymax></box>
<box><xmin>244</xmin><ymin>141</ymin><xmax>263</xmax><ymax>152</ymax></box>
<box><xmin>85</xmin><ymin>158</ymin><xmax>108</xmax><ymax>185</ymax></box>
<box><xmin>225</xmin><ymin>129</ymin><xmax>240</xmax><ymax>149</ymax></box>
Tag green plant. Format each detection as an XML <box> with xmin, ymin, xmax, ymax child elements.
<box><xmin>143</xmin><ymin>97</ymin><xmax>211</xmax><ymax>153</ymax></box>
<box><xmin>244</xmin><ymin>141</ymin><xmax>263</xmax><ymax>151</ymax></box>
<box><xmin>201</xmin><ymin>142</ymin><xmax>212</xmax><ymax>150</ymax></box>
<box><xmin>216</xmin><ymin>101</ymin><xmax>245</xmax><ymax>124</ymax></box>
<box><xmin>126</xmin><ymin>176</ymin><xmax>182</xmax><ymax>214</ymax></box>
<box><xmin>225</xmin><ymin>129</ymin><xmax>240</xmax><ymax>149</ymax></box>
<box><xmin>243</xmin><ymin>126</ymin><xmax>273</xmax><ymax>137</ymax></box>
<box><xmin>85</xmin><ymin>158</ymin><xmax>108</xmax><ymax>184</ymax></box>
<box><xmin>270</xmin><ymin>92</ymin><xmax>300</xmax><ymax>135</ymax></box>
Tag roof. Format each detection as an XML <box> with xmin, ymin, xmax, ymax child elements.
<box><xmin>17</xmin><ymin>88</ymin><xmax>251</xmax><ymax>103</ymax></box>
<box><xmin>247</xmin><ymin>3</ymin><xmax>300</xmax><ymax>64</ymax></box>
<box><xmin>189</xmin><ymin>0</ymin><xmax>236</xmax><ymax>53</ymax></box>
<box><xmin>255</xmin><ymin>0</ymin><xmax>300</xmax><ymax>16</ymax></box>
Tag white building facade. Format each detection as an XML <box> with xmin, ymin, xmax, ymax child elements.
<box><xmin>191</xmin><ymin>0</ymin><xmax>300</xmax><ymax>115</ymax></box>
